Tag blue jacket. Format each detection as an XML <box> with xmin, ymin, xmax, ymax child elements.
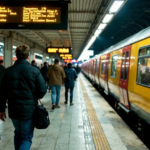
<box><xmin>65</xmin><ymin>68</ymin><xmax>77</xmax><ymax>87</ymax></box>
<box><xmin>41</xmin><ymin>65</ymin><xmax>49</xmax><ymax>81</ymax></box>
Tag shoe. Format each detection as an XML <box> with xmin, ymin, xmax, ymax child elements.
<box><xmin>52</xmin><ymin>104</ymin><xmax>55</xmax><ymax>110</ymax></box>
<box><xmin>64</xmin><ymin>101</ymin><xmax>68</xmax><ymax>104</ymax></box>
<box><xmin>70</xmin><ymin>103</ymin><xmax>74</xmax><ymax>106</ymax></box>
<box><xmin>55</xmin><ymin>106</ymin><xmax>60</xmax><ymax>108</ymax></box>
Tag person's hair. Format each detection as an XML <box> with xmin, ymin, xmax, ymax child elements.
<box><xmin>44</xmin><ymin>62</ymin><xmax>47</xmax><ymax>66</ymax></box>
<box><xmin>15</xmin><ymin>45</ymin><xmax>29</xmax><ymax>59</ymax></box>
<box><xmin>0</xmin><ymin>59</ymin><xmax>3</xmax><ymax>64</ymax></box>
<box><xmin>68</xmin><ymin>63</ymin><xmax>72</xmax><ymax>68</ymax></box>
<box><xmin>54</xmin><ymin>59</ymin><xmax>59</xmax><ymax>64</ymax></box>
<box><xmin>31</xmin><ymin>60</ymin><xmax>36</xmax><ymax>66</ymax></box>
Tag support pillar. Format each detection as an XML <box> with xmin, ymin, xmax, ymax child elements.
<box><xmin>29</xmin><ymin>48</ymin><xmax>35</xmax><ymax>64</ymax></box>
<box><xmin>4</xmin><ymin>36</ymin><xmax>13</xmax><ymax>68</ymax></box>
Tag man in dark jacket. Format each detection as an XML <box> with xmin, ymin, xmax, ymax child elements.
<box><xmin>75</xmin><ymin>65</ymin><xmax>81</xmax><ymax>74</ymax></box>
<box><xmin>31</xmin><ymin>60</ymin><xmax>39</xmax><ymax>69</ymax></box>
<box><xmin>41</xmin><ymin>62</ymin><xmax>50</xmax><ymax>92</ymax></box>
<box><xmin>0</xmin><ymin>45</ymin><xmax>47</xmax><ymax>150</ymax></box>
<box><xmin>64</xmin><ymin>63</ymin><xmax>77</xmax><ymax>105</ymax></box>
<box><xmin>0</xmin><ymin>59</ymin><xmax>5</xmax><ymax>84</ymax></box>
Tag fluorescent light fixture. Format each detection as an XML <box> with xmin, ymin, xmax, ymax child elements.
<box><xmin>94</xmin><ymin>29</ymin><xmax>102</xmax><ymax>36</ymax></box>
<box><xmin>102</xmin><ymin>14</ymin><xmax>113</xmax><ymax>23</ymax></box>
<box><xmin>13</xmin><ymin>46</ymin><xmax>16</xmax><ymax>49</ymax></box>
<box><xmin>0</xmin><ymin>42</ymin><xmax>4</xmax><ymax>45</ymax></box>
<box><xmin>98</xmin><ymin>23</ymin><xmax>107</xmax><ymax>30</ymax></box>
<box><xmin>109</xmin><ymin>1</ymin><xmax>124</xmax><ymax>13</ymax></box>
<box><xmin>35</xmin><ymin>53</ymin><xmax>43</xmax><ymax>57</ymax></box>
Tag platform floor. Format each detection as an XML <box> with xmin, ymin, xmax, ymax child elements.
<box><xmin>0</xmin><ymin>74</ymin><xmax>148</xmax><ymax>150</ymax></box>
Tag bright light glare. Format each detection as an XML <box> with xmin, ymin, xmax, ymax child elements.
<box><xmin>109</xmin><ymin>1</ymin><xmax>124</xmax><ymax>13</ymax></box>
<box><xmin>46</xmin><ymin>56</ymin><xmax>49</xmax><ymax>59</ymax></box>
<box><xmin>35</xmin><ymin>53</ymin><xmax>43</xmax><ymax>57</ymax></box>
<box><xmin>13</xmin><ymin>46</ymin><xmax>16</xmax><ymax>49</ymax></box>
<box><xmin>78</xmin><ymin>36</ymin><xmax>96</xmax><ymax>61</ymax></box>
<box><xmin>98</xmin><ymin>23</ymin><xmax>107</xmax><ymax>30</ymax></box>
<box><xmin>102</xmin><ymin>14</ymin><xmax>113</xmax><ymax>23</ymax></box>
<box><xmin>94</xmin><ymin>29</ymin><xmax>102</xmax><ymax>36</ymax></box>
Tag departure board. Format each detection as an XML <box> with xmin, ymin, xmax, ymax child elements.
<box><xmin>0</xmin><ymin>1</ymin><xmax>68</xmax><ymax>30</ymax></box>
<box><xmin>0</xmin><ymin>7</ymin><xmax>61</xmax><ymax>23</ymax></box>
<box><xmin>47</xmin><ymin>47</ymin><xmax>71</xmax><ymax>54</ymax></box>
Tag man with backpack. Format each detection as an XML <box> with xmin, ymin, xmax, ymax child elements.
<box><xmin>64</xmin><ymin>63</ymin><xmax>77</xmax><ymax>106</ymax></box>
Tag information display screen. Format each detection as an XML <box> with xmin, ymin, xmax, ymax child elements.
<box><xmin>0</xmin><ymin>1</ymin><xmax>68</xmax><ymax>30</ymax></box>
<box><xmin>47</xmin><ymin>47</ymin><xmax>70</xmax><ymax>54</ymax></box>
<box><xmin>0</xmin><ymin>7</ymin><xmax>61</xmax><ymax>23</ymax></box>
<box><xmin>60</xmin><ymin>54</ymin><xmax>73</xmax><ymax>60</ymax></box>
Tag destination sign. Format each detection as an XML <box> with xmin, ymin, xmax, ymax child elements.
<box><xmin>0</xmin><ymin>7</ymin><xmax>61</xmax><ymax>23</ymax></box>
<box><xmin>60</xmin><ymin>54</ymin><xmax>73</xmax><ymax>60</ymax></box>
<box><xmin>47</xmin><ymin>47</ymin><xmax>70</xmax><ymax>54</ymax></box>
<box><xmin>0</xmin><ymin>1</ymin><xmax>68</xmax><ymax>30</ymax></box>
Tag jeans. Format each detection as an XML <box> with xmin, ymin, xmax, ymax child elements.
<box><xmin>11</xmin><ymin>119</ymin><xmax>34</xmax><ymax>150</ymax></box>
<box><xmin>65</xmin><ymin>87</ymin><xmax>74</xmax><ymax>103</ymax></box>
<box><xmin>51</xmin><ymin>85</ymin><xmax>61</xmax><ymax>106</ymax></box>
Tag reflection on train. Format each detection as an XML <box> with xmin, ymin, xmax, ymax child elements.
<box><xmin>81</xmin><ymin>26</ymin><xmax>150</xmax><ymax>126</ymax></box>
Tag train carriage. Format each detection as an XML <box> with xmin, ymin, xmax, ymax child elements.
<box><xmin>81</xmin><ymin>26</ymin><xmax>150</xmax><ymax>125</ymax></box>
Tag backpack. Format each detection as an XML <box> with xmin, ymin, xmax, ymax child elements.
<box><xmin>65</xmin><ymin>70</ymin><xmax>72</xmax><ymax>82</ymax></box>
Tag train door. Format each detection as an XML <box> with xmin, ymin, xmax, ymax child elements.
<box><xmin>104</xmin><ymin>53</ymin><xmax>110</xmax><ymax>94</ymax></box>
<box><xmin>119</xmin><ymin>45</ymin><xmax>131</xmax><ymax>109</ymax></box>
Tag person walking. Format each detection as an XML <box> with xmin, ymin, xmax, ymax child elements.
<box><xmin>41</xmin><ymin>62</ymin><xmax>50</xmax><ymax>92</ymax></box>
<box><xmin>76</xmin><ymin>65</ymin><xmax>81</xmax><ymax>74</ymax></box>
<box><xmin>0</xmin><ymin>59</ymin><xmax>5</xmax><ymax>84</ymax></box>
<box><xmin>0</xmin><ymin>45</ymin><xmax>47</xmax><ymax>150</ymax></box>
<box><xmin>64</xmin><ymin>63</ymin><xmax>77</xmax><ymax>106</ymax></box>
<box><xmin>47</xmin><ymin>59</ymin><xmax>65</xmax><ymax>110</ymax></box>
<box><xmin>31</xmin><ymin>60</ymin><xmax>39</xmax><ymax>69</ymax></box>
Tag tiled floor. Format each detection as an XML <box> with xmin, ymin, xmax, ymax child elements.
<box><xmin>0</xmin><ymin>78</ymin><xmax>95</xmax><ymax>150</ymax></box>
<box><xmin>0</xmin><ymin>75</ymin><xmax>148</xmax><ymax>150</ymax></box>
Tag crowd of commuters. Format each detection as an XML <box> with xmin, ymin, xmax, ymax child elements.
<box><xmin>0</xmin><ymin>45</ymin><xmax>81</xmax><ymax>150</ymax></box>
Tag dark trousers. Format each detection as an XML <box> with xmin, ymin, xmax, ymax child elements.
<box><xmin>44</xmin><ymin>78</ymin><xmax>50</xmax><ymax>90</ymax></box>
<box><xmin>65</xmin><ymin>87</ymin><xmax>74</xmax><ymax>103</ymax></box>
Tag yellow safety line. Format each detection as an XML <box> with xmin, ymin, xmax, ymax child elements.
<box><xmin>79</xmin><ymin>77</ymin><xmax>111</xmax><ymax>150</ymax></box>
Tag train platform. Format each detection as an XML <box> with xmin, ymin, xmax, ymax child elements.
<box><xmin>0</xmin><ymin>74</ymin><xmax>148</xmax><ymax>150</ymax></box>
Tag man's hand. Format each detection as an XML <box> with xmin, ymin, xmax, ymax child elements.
<box><xmin>0</xmin><ymin>112</ymin><xmax>6</xmax><ymax>121</ymax></box>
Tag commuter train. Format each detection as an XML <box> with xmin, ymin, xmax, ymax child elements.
<box><xmin>81</xmin><ymin>26</ymin><xmax>150</xmax><ymax>125</ymax></box>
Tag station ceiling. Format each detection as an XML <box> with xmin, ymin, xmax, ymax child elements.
<box><xmin>3</xmin><ymin>0</ymin><xmax>112</xmax><ymax>59</ymax></box>
<box><xmin>3</xmin><ymin>0</ymin><xmax>150</xmax><ymax>60</ymax></box>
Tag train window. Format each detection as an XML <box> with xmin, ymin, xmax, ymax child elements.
<box><xmin>121</xmin><ymin>53</ymin><xmax>126</xmax><ymax>79</ymax></box>
<box><xmin>105</xmin><ymin>57</ymin><xmax>109</xmax><ymax>75</ymax></box>
<box><xmin>137</xmin><ymin>46</ymin><xmax>150</xmax><ymax>86</ymax></box>
<box><xmin>111</xmin><ymin>55</ymin><xmax>118</xmax><ymax>78</ymax></box>
<box><xmin>124</xmin><ymin>52</ymin><xmax>129</xmax><ymax>80</ymax></box>
<box><xmin>101</xmin><ymin>58</ymin><xmax>105</xmax><ymax>75</ymax></box>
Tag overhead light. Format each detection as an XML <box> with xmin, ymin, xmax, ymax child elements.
<box><xmin>94</xmin><ymin>30</ymin><xmax>102</xmax><ymax>36</ymax></box>
<box><xmin>13</xmin><ymin>46</ymin><xmax>16</xmax><ymax>49</ymax></box>
<box><xmin>46</xmin><ymin>56</ymin><xmax>49</xmax><ymax>59</ymax></box>
<box><xmin>98</xmin><ymin>23</ymin><xmax>107</xmax><ymax>30</ymax></box>
<box><xmin>35</xmin><ymin>53</ymin><xmax>43</xmax><ymax>57</ymax></box>
<box><xmin>102</xmin><ymin>14</ymin><xmax>113</xmax><ymax>23</ymax></box>
<box><xmin>94</xmin><ymin>29</ymin><xmax>102</xmax><ymax>36</ymax></box>
<box><xmin>109</xmin><ymin>1</ymin><xmax>124</xmax><ymax>13</ymax></box>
